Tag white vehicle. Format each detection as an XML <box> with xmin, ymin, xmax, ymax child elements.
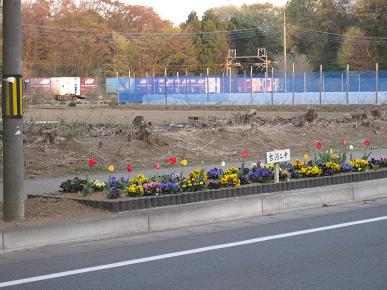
<box><xmin>50</xmin><ymin>77</ymin><xmax>81</xmax><ymax>101</ymax></box>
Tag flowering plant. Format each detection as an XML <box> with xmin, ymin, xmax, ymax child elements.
<box><xmin>59</xmin><ymin>177</ymin><xmax>86</xmax><ymax>193</ymax></box>
<box><xmin>125</xmin><ymin>184</ymin><xmax>144</xmax><ymax>197</ymax></box>
<box><xmin>156</xmin><ymin>172</ymin><xmax>182</xmax><ymax>184</ymax></box>
<box><xmin>242</xmin><ymin>151</ymin><xmax>250</xmax><ymax>158</ymax></box>
<box><xmin>349</xmin><ymin>159</ymin><xmax>369</xmax><ymax>171</ymax></box>
<box><xmin>369</xmin><ymin>158</ymin><xmax>387</xmax><ymax>169</ymax></box>
<box><xmin>168</xmin><ymin>157</ymin><xmax>177</xmax><ymax>165</ymax></box>
<box><xmin>248</xmin><ymin>168</ymin><xmax>273</xmax><ymax>183</ymax></box>
<box><xmin>130</xmin><ymin>174</ymin><xmax>150</xmax><ymax>186</ymax></box>
<box><xmin>142</xmin><ymin>182</ymin><xmax>162</xmax><ymax>196</ymax></box>
<box><xmin>292</xmin><ymin>160</ymin><xmax>307</xmax><ymax>170</ymax></box>
<box><xmin>207</xmin><ymin>168</ymin><xmax>224</xmax><ymax>180</ymax></box>
<box><xmin>161</xmin><ymin>182</ymin><xmax>183</xmax><ymax>194</ymax></box>
<box><xmin>280</xmin><ymin>169</ymin><xmax>291</xmax><ymax>181</ymax></box>
<box><xmin>316</xmin><ymin>142</ymin><xmax>323</xmax><ymax>150</ymax></box>
<box><xmin>105</xmin><ymin>176</ymin><xmax>123</xmax><ymax>199</ymax></box>
<box><xmin>221</xmin><ymin>173</ymin><xmax>240</xmax><ymax>187</ymax></box>
<box><xmin>224</xmin><ymin>167</ymin><xmax>239</xmax><ymax>175</ymax></box>
<box><xmin>378</xmin><ymin>158</ymin><xmax>387</xmax><ymax>167</ymax></box>
<box><xmin>62</xmin><ymin>146</ymin><xmax>387</xmax><ymax>200</ymax></box>
<box><xmin>91</xmin><ymin>179</ymin><xmax>106</xmax><ymax>191</ymax></box>
<box><xmin>207</xmin><ymin>181</ymin><xmax>223</xmax><ymax>189</ymax></box>
<box><xmin>88</xmin><ymin>159</ymin><xmax>96</xmax><ymax>168</ymax></box>
<box><xmin>340</xmin><ymin>162</ymin><xmax>353</xmax><ymax>172</ymax></box>
<box><xmin>321</xmin><ymin>162</ymin><xmax>341</xmax><ymax>175</ymax></box>
<box><xmin>298</xmin><ymin>166</ymin><xmax>323</xmax><ymax>177</ymax></box>
<box><xmin>106</xmin><ymin>186</ymin><xmax>122</xmax><ymax>199</ymax></box>
<box><xmin>182</xmin><ymin>168</ymin><xmax>208</xmax><ymax>192</ymax></box>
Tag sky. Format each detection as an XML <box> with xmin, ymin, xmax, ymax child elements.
<box><xmin>125</xmin><ymin>0</ymin><xmax>287</xmax><ymax>26</ymax></box>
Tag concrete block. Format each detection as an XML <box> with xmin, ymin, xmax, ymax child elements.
<box><xmin>148</xmin><ymin>196</ymin><xmax>263</xmax><ymax>231</ymax></box>
<box><xmin>262</xmin><ymin>184</ymin><xmax>354</xmax><ymax>214</ymax></box>
<box><xmin>353</xmin><ymin>179</ymin><xmax>387</xmax><ymax>200</ymax></box>
<box><xmin>2</xmin><ymin>213</ymin><xmax>148</xmax><ymax>252</ymax></box>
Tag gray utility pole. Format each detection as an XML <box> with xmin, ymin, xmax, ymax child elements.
<box><xmin>2</xmin><ymin>0</ymin><xmax>25</xmax><ymax>221</ymax></box>
<box><xmin>283</xmin><ymin>12</ymin><xmax>287</xmax><ymax>93</ymax></box>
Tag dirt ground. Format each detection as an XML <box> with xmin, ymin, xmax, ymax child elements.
<box><xmin>0</xmin><ymin>198</ymin><xmax>109</xmax><ymax>228</ymax></box>
<box><xmin>16</xmin><ymin>104</ymin><xmax>387</xmax><ymax>178</ymax></box>
<box><xmin>25</xmin><ymin>103</ymin><xmax>383</xmax><ymax>124</ymax></box>
<box><xmin>1</xmin><ymin>104</ymin><xmax>386</xmax><ymax>224</ymax></box>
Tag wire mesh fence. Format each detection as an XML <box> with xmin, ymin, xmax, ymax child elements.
<box><xmin>108</xmin><ymin>69</ymin><xmax>387</xmax><ymax>105</ymax></box>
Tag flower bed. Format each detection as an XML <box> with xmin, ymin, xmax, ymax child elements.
<box><xmin>57</xmin><ymin>151</ymin><xmax>387</xmax><ymax>212</ymax></box>
<box><xmin>57</xmin><ymin>169</ymin><xmax>387</xmax><ymax>213</ymax></box>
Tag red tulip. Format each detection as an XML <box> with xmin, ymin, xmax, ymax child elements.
<box><xmin>88</xmin><ymin>159</ymin><xmax>96</xmax><ymax>168</ymax></box>
<box><xmin>127</xmin><ymin>164</ymin><xmax>133</xmax><ymax>172</ymax></box>
<box><xmin>168</xmin><ymin>157</ymin><xmax>177</xmax><ymax>165</ymax></box>
<box><xmin>242</xmin><ymin>151</ymin><xmax>250</xmax><ymax>158</ymax></box>
<box><xmin>155</xmin><ymin>162</ymin><xmax>161</xmax><ymax>169</ymax></box>
<box><xmin>364</xmin><ymin>139</ymin><xmax>370</xmax><ymax>146</ymax></box>
<box><xmin>315</xmin><ymin>142</ymin><xmax>323</xmax><ymax>150</ymax></box>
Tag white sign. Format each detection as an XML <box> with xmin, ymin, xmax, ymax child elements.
<box><xmin>266</xmin><ymin>149</ymin><xmax>291</xmax><ymax>164</ymax></box>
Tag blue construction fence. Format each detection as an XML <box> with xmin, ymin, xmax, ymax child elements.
<box><xmin>106</xmin><ymin>70</ymin><xmax>387</xmax><ymax>105</ymax></box>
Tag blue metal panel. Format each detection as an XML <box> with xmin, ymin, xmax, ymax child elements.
<box><xmin>111</xmin><ymin>70</ymin><xmax>387</xmax><ymax>105</ymax></box>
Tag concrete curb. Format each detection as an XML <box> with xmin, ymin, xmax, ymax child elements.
<box><xmin>262</xmin><ymin>184</ymin><xmax>355</xmax><ymax>213</ymax></box>
<box><xmin>1</xmin><ymin>178</ymin><xmax>387</xmax><ymax>253</ymax></box>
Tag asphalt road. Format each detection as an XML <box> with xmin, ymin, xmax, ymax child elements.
<box><xmin>1</xmin><ymin>198</ymin><xmax>387</xmax><ymax>289</ymax></box>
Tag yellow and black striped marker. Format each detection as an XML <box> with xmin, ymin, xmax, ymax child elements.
<box><xmin>2</xmin><ymin>74</ymin><xmax>23</xmax><ymax>119</ymax></box>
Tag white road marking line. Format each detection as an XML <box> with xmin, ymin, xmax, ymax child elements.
<box><xmin>1</xmin><ymin>215</ymin><xmax>387</xmax><ymax>288</ymax></box>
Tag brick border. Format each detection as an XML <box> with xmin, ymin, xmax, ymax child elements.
<box><xmin>34</xmin><ymin>169</ymin><xmax>387</xmax><ymax>213</ymax></box>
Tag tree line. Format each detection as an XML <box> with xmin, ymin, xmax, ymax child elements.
<box><xmin>1</xmin><ymin>0</ymin><xmax>386</xmax><ymax>77</ymax></box>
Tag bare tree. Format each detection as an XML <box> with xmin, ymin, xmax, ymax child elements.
<box><xmin>273</xmin><ymin>52</ymin><xmax>313</xmax><ymax>72</ymax></box>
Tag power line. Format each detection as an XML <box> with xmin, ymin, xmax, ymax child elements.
<box><xmin>289</xmin><ymin>24</ymin><xmax>387</xmax><ymax>40</ymax></box>
<box><xmin>22</xmin><ymin>23</ymin><xmax>283</xmax><ymax>37</ymax></box>
<box><xmin>22</xmin><ymin>25</ymin><xmax>284</xmax><ymax>46</ymax></box>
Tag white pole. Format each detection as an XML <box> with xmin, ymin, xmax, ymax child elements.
<box><xmin>283</xmin><ymin>12</ymin><xmax>287</xmax><ymax>93</ymax></box>
<box><xmin>292</xmin><ymin>62</ymin><xmax>295</xmax><ymax>105</ymax></box>
<box><xmin>206</xmin><ymin>67</ymin><xmax>209</xmax><ymax>104</ymax></box>
<box><xmin>128</xmin><ymin>69</ymin><xmax>131</xmax><ymax>92</ymax></box>
<box><xmin>116</xmin><ymin>71</ymin><xmax>119</xmax><ymax>104</ymax></box>
<box><xmin>152</xmin><ymin>67</ymin><xmax>155</xmax><ymax>99</ymax></box>
<box><xmin>133</xmin><ymin>72</ymin><xmax>136</xmax><ymax>102</ymax></box>
<box><xmin>304</xmin><ymin>72</ymin><xmax>306</xmax><ymax>93</ymax></box>
<box><xmin>229</xmin><ymin>68</ymin><xmax>232</xmax><ymax>96</ymax></box>
<box><xmin>323</xmin><ymin>73</ymin><xmax>325</xmax><ymax>92</ymax></box>
<box><xmin>164</xmin><ymin>67</ymin><xmax>167</xmax><ymax>104</ymax></box>
<box><xmin>346</xmin><ymin>64</ymin><xmax>349</xmax><ymax>104</ymax></box>
<box><xmin>250</xmin><ymin>66</ymin><xmax>253</xmax><ymax>103</ymax></box>
<box><xmin>319</xmin><ymin>64</ymin><xmax>322</xmax><ymax>105</ymax></box>
<box><xmin>186</xmin><ymin>69</ymin><xmax>189</xmax><ymax>104</ymax></box>
<box><xmin>376</xmin><ymin>63</ymin><xmax>379</xmax><ymax>105</ymax></box>
<box><xmin>341</xmin><ymin>73</ymin><xmax>344</xmax><ymax>93</ymax></box>
<box><xmin>274</xmin><ymin>163</ymin><xmax>280</xmax><ymax>183</ymax></box>
<box><xmin>145</xmin><ymin>71</ymin><xmax>149</xmax><ymax>104</ymax></box>
<box><xmin>177</xmin><ymin>71</ymin><xmax>179</xmax><ymax>95</ymax></box>
<box><xmin>271</xmin><ymin>67</ymin><xmax>274</xmax><ymax>105</ymax></box>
